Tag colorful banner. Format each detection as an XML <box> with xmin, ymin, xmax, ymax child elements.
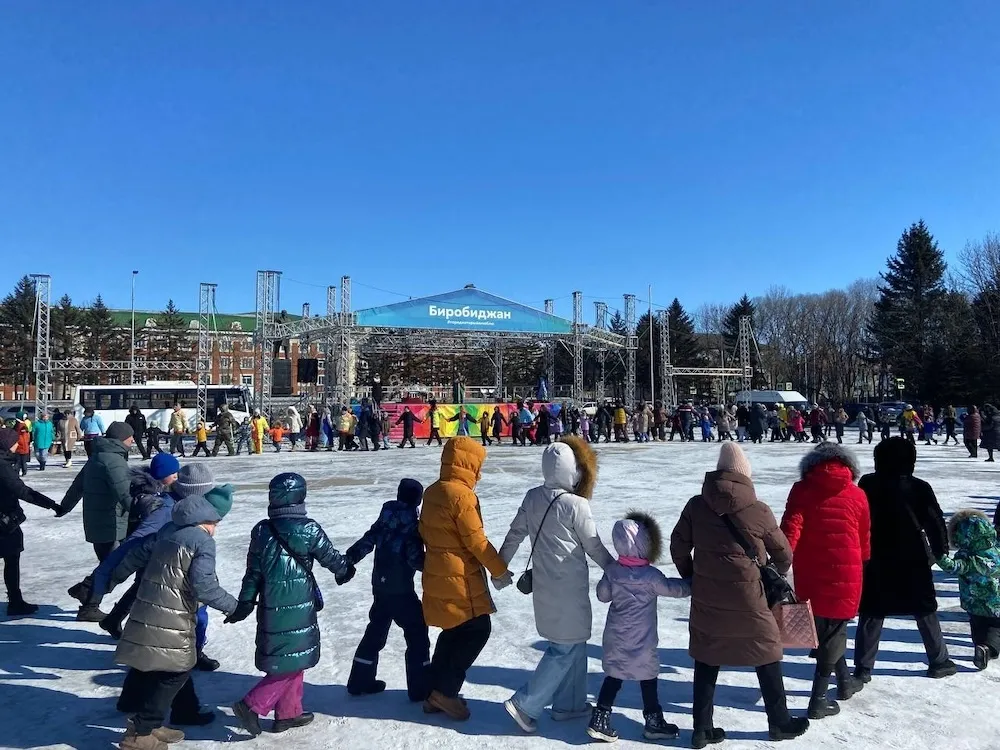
<box><xmin>355</xmin><ymin>288</ymin><xmax>572</xmax><ymax>334</ymax></box>
<box><xmin>376</xmin><ymin>402</ymin><xmax>563</xmax><ymax>441</ymax></box>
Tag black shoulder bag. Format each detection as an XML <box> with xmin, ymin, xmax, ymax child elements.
<box><xmin>720</xmin><ymin>513</ymin><xmax>793</xmax><ymax>609</ymax></box>
<box><xmin>267</xmin><ymin>520</ymin><xmax>324</xmax><ymax>611</ymax></box>
<box><xmin>898</xmin><ymin>482</ymin><xmax>937</xmax><ymax>565</ymax></box>
<box><xmin>516</xmin><ymin>492</ymin><xmax>567</xmax><ymax>595</ymax></box>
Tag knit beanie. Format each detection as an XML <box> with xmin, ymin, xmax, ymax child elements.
<box><xmin>204</xmin><ymin>484</ymin><xmax>234</xmax><ymax>519</ymax></box>
<box><xmin>173</xmin><ymin>463</ymin><xmax>216</xmax><ymax>499</ymax></box>
<box><xmin>0</xmin><ymin>428</ymin><xmax>18</xmax><ymax>452</ymax></box>
<box><xmin>717</xmin><ymin>442</ymin><xmax>752</xmax><ymax>479</ymax></box>
<box><xmin>149</xmin><ymin>453</ymin><xmax>181</xmax><ymax>481</ymax></box>
<box><xmin>105</xmin><ymin>422</ymin><xmax>134</xmax><ymax>442</ymax></box>
<box><xmin>397</xmin><ymin>478</ymin><xmax>424</xmax><ymax>507</ymax></box>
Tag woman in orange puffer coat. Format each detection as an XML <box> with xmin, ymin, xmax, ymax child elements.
<box><xmin>419</xmin><ymin>437</ymin><xmax>510</xmax><ymax>721</ymax></box>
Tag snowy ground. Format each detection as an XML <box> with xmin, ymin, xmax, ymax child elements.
<box><xmin>3</xmin><ymin>438</ymin><xmax>999</xmax><ymax>750</ymax></box>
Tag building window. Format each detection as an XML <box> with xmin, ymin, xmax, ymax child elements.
<box><xmin>220</xmin><ymin>357</ymin><xmax>232</xmax><ymax>369</ymax></box>
<box><xmin>220</xmin><ymin>338</ymin><xmax>232</xmax><ymax>352</ymax></box>
<box><xmin>220</xmin><ymin>374</ymin><xmax>232</xmax><ymax>385</ymax></box>
<box><xmin>317</xmin><ymin>374</ymin><xmax>325</xmax><ymax>386</ymax></box>
<box><xmin>240</xmin><ymin>357</ymin><xmax>253</xmax><ymax>370</ymax></box>
<box><xmin>241</xmin><ymin>375</ymin><xmax>253</xmax><ymax>386</ymax></box>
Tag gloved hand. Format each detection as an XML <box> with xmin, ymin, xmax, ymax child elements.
<box><xmin>54</xmin><ymin>505</ymin><xmax>69</xmax><ymax>518</ymax></box>
<box><xmin>492</xmin><ymin>572</ymin><xmax>513</xmax><ymax>591</ymax></box>
<box><xmin>224</xmin><ymin>600</ymin><xmax>255</xmax><ymax>624</ymax></box>
<box><xmin>335</xmin><ymin>564</ymin><xmax>356</xmax><ymax>586</ymax></box>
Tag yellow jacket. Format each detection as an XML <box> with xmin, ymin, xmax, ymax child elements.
<box><xmin>420</xmin><ymin>438</ymin><xmax>507</xmax><ymax>630</ymax></box>
<box><xmin>251</xmin><ymin>416</ymin><xmax>269</xmax><ymax>437</ymax></box>
<box><xmin>195</xmin><ymin>424</ymin><xmax>208</xmax><ymax>442</ymax></box>
<box><xmin>613</xmin><ymin>407</ymin><xmax>627</xmax><ymax>426</ymax></box>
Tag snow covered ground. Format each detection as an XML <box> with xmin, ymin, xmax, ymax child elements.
<box><xmin>3</xmin><ymin>439</ymin><xmax>999</xmax><ymax>750</ymax></box>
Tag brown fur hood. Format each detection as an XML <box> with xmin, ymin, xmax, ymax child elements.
<box><xmin>542</xmin><ymin>435</ymin><xmax>598</xmax><ymax>500</ymax></box>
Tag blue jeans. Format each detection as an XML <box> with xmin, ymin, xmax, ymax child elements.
<box><xmin>511</xmin><ymin>641</ymin><xmax>588</xmax><ymax>720</ymax></box>
<box><xmin>196</xmin><ymin>605</ymin><xmax>208</xmax><ymax>652</ymax></box>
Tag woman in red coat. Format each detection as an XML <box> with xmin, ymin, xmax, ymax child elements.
<box><xmin>780</xmin><ymin>443</ymin><xmax>870</xmax><ymax>721</ymax></box>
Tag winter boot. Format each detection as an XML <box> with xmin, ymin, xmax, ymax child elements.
<box><xmin>272</xmin><ymin>712</ymin><xmax>315</xmax><ymax>733</ymax></box>
<box><xmin>100</xmin><ymin>616</ymin><xmax>124</xmax><ymax>640</ymax></box>
<box><xmin>853</xmin><ymin>667</ymin><xmax>872</xmax><ymax>684</ymax></box>
<box><xmin>347</xmin><ymin>680</ymin><xmax>386</xmax><ymax>697</ymax></box>
<box><xmin>974</xmin><ymin>645</ymin><xmax>991</xmax><ymax>671</ymax></box>
<box><xmin>5</xmin><ymin>599</ymin><xmax>39</xmax><ymax>617</ymax></box>
<box><xmin>151</xmin><ymin>727</ymin><xmax>184</xmax><ymax>744</ymax></box>
<box><xmin>807</xmin><ymin>671</ymin><xmax>840</xmax><ymax>719</ymax></box>
<box><xmin>76</xmin><ymin>603</ymin><xmax>108</xmax><ymax>622</ymax></box>
<box><xmin>118</xmin><ymin>727</ymin><xmax>167</xmax><ymax>750</ymax></box>
<box><xmin>586</xmin><ymin>706</ymin><xmax>618</xmax><ymax>743</ymax></box>
<box><xmin>835</xmin><ymin>660</ymin><xmax>863</xmax><ymax>700</ymax></box>
<box><xmin>690</xmin><ymin>728</ymin><xmax>726</xmax><ymax>749</ymax></box>
<box><xmin>195</xmin><ymin>652</ymin><xmax>220</xmax><ymax>672</ymax></box>
<box><xmin>504</xmin><ymin>699</ymin><xmax>537</xmax><ymax>733</ymax></box>
<box><xmin>67</xmin><ymin>577</ymin><xmax>94</xmax><ymax>604</ymax></box>
<box><xmin>426</xmin><ymin>690</ymin><xmax>471</xmax><ymax>721</ymax></box>
<box><xmin>232</xmin><ymin>700</ymin><xmax>262</xmax><ymax>737</ymax></box>
<box><xmin>768</xmin><ymin>717</ymin><xmax>810</xmax><ymax>741</ymax></box>
<box><xmin>927</xmin><ymin>660</ymin><xmax>958</xmax><ymax>679</ymax></box>
<box><xmin>642</xmin><ymin>710</ymin><xmax>679</xmax><ymax>740</ymax></box>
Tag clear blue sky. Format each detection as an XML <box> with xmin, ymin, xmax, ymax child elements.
<box><xmin>2</xmin><ymin>1</ymin><xmax>998</xmax><ymax>319</ymax></box>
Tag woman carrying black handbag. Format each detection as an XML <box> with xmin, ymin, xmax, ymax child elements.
<box><xmin>0</xmin><ymin>427</ymin><xmax>60</xmax><ymax>616</ymax></box>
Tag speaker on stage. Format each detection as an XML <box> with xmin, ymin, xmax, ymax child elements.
<box><xmin>272</xmin><ymin>360</ymin><xmax>293</xmax><ymax>396</ymax></box>
<box><xmin>297</xmin><ymin>358</ymin><xmax>319</xmax><ymax>384</ymax></box>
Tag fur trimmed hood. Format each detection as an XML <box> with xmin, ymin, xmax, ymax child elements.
<box><xmin>542</xmin><ymin>435</ymin><xmax>598</xmax><ymax>499</ymax></box>
<box><xmin>610</xmin><ymin>509</ymin><xmax>662</xmax><ymax>563</ymax></box>
<box><xmin>799</xmin><ymin>442</ymin><xmax>861</xmax><ymax>481</ymax></box>
<box><xmin>948</xmin><ymin>508</ymin><xmax>996</xmax><ymax>551</ymax></box>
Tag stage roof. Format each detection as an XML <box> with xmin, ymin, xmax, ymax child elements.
<box><xmin>354</xmin><ymin>287</ymin><xmax>573</xmax><ymax>334</ymax></box>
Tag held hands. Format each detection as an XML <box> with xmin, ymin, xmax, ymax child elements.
<box><xmin>491</xmin><ymin>571</ymin><xmax>513</xmax><ymax>591</ymax></box>
<box><xmin>225</xmin><ymin>600</ymin><xmax>255</xmax><ymax>624</ymax></box>
<box><xmin>335</xmin><ymin>564</ymin><xmax>356</xmax><ymax>586</ymax></box>
<box><xmin>54</xmin><ymin>505</ymin><xmax>69</xmax><ymax>518</ymax></box>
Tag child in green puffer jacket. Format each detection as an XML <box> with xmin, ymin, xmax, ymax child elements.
<box><xmin>936</xmin><ymin>509</ymin><xmax>1000</xmax><ymax>670</ymax></box>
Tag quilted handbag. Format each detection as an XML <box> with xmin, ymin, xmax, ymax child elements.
<box><xmin>772</xmin><ymin>597</ymin><xmax>819</xmax><ymax>649</ymax></box>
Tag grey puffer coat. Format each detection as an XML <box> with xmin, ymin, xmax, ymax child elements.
<box><xmin>112</xmin><ymin>495</ymin><xmax>238</xmax><ymax>673</ymax></box>
<box><xmin>597</xmin><ymin>512</ymin><xmax>690</xmax><ymax>681</ymax></box>
<box><xmin>499</xmin><ymin>437</ymin><xmax>613</xmax><ymax>644</ymax></box>
<box><xmin>60</xmin><ymin>437</ymin><xmax>132</xmax><ymax>543</ymax></box>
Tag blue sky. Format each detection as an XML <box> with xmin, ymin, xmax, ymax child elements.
<box><xmin>2</xmin><ymin>1</ymin><xmax>998</xmax><ymax>319</ymax></box>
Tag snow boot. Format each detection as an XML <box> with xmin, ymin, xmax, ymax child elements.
<box><xmin>76</xmin><ymin>603</ymin><xmax>108</xmax><ymax>622</ymax></box>
<box><xmin>807</xmin><ymin>672</ymin><xmax>840</xmax><ymax>719</ymax></box>
<box><xmin>853</xmin><ymin>667</ymin><xmax>872</xmax><ymax>684</ymax></box>
<box><xmin>118</xmin><ymin>728</ymin><xmax>166</xmax><ymax>750</ymax></box>
<box><xmin>232</xmin><ymin>700</ymin><xmax>262</xmax><ymax>737</ymax></box>
<box><xmin>974</xmin><ymin>645</ymin><xmax>991</xmax><ymax>671</ymax></box>
<box><xmin>272</xmin><ymin>712</ymin><xmax>315</xmax><ymax>733</ymax></box>
<box><xmin>551</xmin><ymin>702</ymin><xmax>593</xmax><ymax>721</ymax></box>
<box><xmin>100</xmin><ymin>616</ymin><xmax>124</xmax><ymax>640</ymax></box>
<box><xmin>67</xmin><ymin>577</ymin><xmax>93</xmax><ymax>604</ymax></box>
<box><xmin>690</xmin><ymin>728</ymin><xmax>726</xmax><ymax>749</ymax></box>
<box><xmin>422</xmin><ymin>695</ymin><xmax>466</xmax><ymax>714</ymax></box>
<box><xmin>5</xmin><ymin>599</ymin><xmax>39</xmax><ymax>617</ymax></box>
<box><xmin>834</xmin><ymin>660</ymin><xmax>863</xmax><ymax>700</ymax></box>
<box><xmin>642</xmin><ymin>710</ymin><xmax>679</xmax><ymax>740</ymax></box>
<box><xmin>768</xmin><ymin>717</ymin><xmax>809</xmax><ymax>741</ymax></box>
<box><xmin>504</xmin><ymin>699</ymin><xmax>537</xmax><ymax>733</ymax></box>
<box><xmin>586</xmin><ymin>706</ymin><xmax>618</xmax><ymax>743</ymax></box>
<box><xmin>347</xmin><ymin>680</ymin><xmax>386</xmax><ymax>697</ymax></box>
<box><xmin>426</xmin><ymin>690</ymin><xmax>471</xmax><ymax>721</ymax></box>
<box><xmin>195</xmin><ymin>652</ymin><xmax>220</xmax><ymax>672</ymax></box>
<box><xmin>151</xmin><ymin>727</ymin><xmax>183</xmax><ymax>744</ymax></box>
<box><xmin>927</xmin><ymin>660</ymin><xmax>958</xmax><ymax>679</ymax></box>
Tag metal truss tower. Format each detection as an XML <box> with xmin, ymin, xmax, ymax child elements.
<box><xmin>196</xmin><ymin>283</ymin><xmax>217</xmax><ymax>419</ymax></box>
<box><xmin>624</xmin><ymin>294</ymin><xmax>637</xmax><ymax>406</ymax></box>
<box><xmin>31</xmin><ymin>274</ymin><xmax>51</xmax><ymax>416</ymax></box>
<box><xmin>324</xmin><ymin>285</ymin><xmax>337</xmax><ymax>405</ymax></box>
<box><xmin>254</xmin><ymin>270</ymin><xmax>281</xmax><ymax>416</ymax></box>
<box><xmin>337</xmin><ymin>276</ymin><xmax>352</xmax><ymax>403</ymax></box>
<box><xmin>739</xmin><ymin>315</ymin><xmax>753</xmax><ymax>400</ymax></box>
<box><xmin>493</xmin><ymin>338</ymin><xmax>504</xmax><ymax>399</ymax></box>
<box><xmin>572</xmin><ymin>292</ymin><xmax>584</xmax><ymax>402</ymax></box>
<box><xmin>543</xmin><ymin>299</ymin><xmax>555</xmax><ymax>389</ymax></box>
<box><xmin>658</xmin><ymin>309</ymin><xmax>675</xmax><ymax>407</ymax></box>
<box><xmin>594</xmin><ymin>301</ymin><xmax>607</xmax><ymax>403</ymax></box>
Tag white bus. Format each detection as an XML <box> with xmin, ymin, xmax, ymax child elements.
<box><xmin>73</xmin><ymin>381</ymin><xmax>253</xmax><ymax>432</ymax></box>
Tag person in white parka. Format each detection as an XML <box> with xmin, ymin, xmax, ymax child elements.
<box><xmin>498</xmin><ymin>436</ymin><xmax>614</xmax><ymax>733</ymax></box>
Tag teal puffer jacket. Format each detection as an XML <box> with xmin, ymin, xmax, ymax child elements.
<box><xmin>238</xmin><ymin>516</ymin><xmax>350</xmax><ymax>674</ymax></box>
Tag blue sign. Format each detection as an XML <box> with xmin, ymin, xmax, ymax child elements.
<box><xmin>355</xmin><ymin>288</ymin><xmax>572</xmax><ymax>334</ymax></box>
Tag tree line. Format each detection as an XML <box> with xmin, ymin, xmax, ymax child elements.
<box><xmin>3</xmin><ymin>220</ymin><xmax>998</xmax><ymax>405</ymax></box>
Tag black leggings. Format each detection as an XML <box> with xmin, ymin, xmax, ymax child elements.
<box><xmin>694</xmin><ymin>660</ymin><xmax>789</xmax><ymax>730</ymax></box>
<box><xmin>597</xmin><ymin>676</ymin><xmax>660</xmax><ymax>713</ymax></box>
<box><xmin>3</xmin><ymin>553</ymin><xmax>21</xmax><ymax>601</ymax></box>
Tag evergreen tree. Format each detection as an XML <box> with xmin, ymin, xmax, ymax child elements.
<box><xmin>636</xmin><ymin>311</ymin><xmax>660</xmax><ymax>402</ymax></box>
<box><xmin>0</xmin><ymin>276</ymin><xmax>37</xmax><ymax>390</ymax></box>
<box><xmin>51</xmin><ymin>294</ymin><xmax>82</xmax><ymax>398</ymax></box>
<box><xmin>667</xmin><ymin>298</ymin><xmax>704</xmax><ymax>368</ymax></box>
<box><xmin>722</xmin><ymin>294</ymin><xmax>762</xmax><ymax>386</ymax></box>
<box><xmin>157</xmin><ymin>299</ymin><xmax>189</xmax><ymax>360</ymax></box>
<box><xmin>82</xmin><ymin>295</ymin><xmax>128</xmax><ymax>382</ymax></box>
<box><xmin>870</xmin><ymin>220</ymin><xmax>947</xmax><ymax>398</ymax></box>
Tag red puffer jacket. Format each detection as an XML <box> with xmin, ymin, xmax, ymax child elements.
<box><xmin>780</xmin><ymin>449</ymin><xmax>871</xmax><ymax>619</ymax></box>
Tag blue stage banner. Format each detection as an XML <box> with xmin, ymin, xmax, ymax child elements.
<box><xmin>355</xmin><ymin>288</ymin><xmax>572</xmax><ymax>334</ymax></box>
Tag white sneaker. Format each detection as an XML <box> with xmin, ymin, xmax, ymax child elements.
<box><xmin>551</xmin><ymin>702</ymin><xmax>593</xmax><ymax>721</ymax></box>
<box><xmin>504</xmin><ymin>699</ymin><xmax>537</xmax><ymax>733</ymax></box>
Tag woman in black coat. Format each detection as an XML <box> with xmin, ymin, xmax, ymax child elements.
<box><xmin>0</xmin><ymin>428</ymin><xmax>60</xmax><ymax>616</ymax></box>
<box><xmin>979</xmin><ymin>404</ymin><xmax>1000</xmax><ymax>462</ymax></box>
<box><xmin>853</xmin><ymin>437</ymin><xmax>955</xmax><ymax>682</ymax></box>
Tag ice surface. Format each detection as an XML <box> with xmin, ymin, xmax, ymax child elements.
<box><xmin>3</xmin><ymin>439</ymin><xmax>998</xmax><ymax>749</ymax></box>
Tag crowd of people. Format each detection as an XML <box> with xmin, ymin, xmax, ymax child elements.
<box><xmin>2</xmin><ymin>409</ymin><xmax>999</xmax><ymax>749</ymax></box>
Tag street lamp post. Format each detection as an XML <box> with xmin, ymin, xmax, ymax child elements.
<box><xmin>130</xmin><ymin>271</ymin><xmax>138</xmax><ymax>384</ymax></box>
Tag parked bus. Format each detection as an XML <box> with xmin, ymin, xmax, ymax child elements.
<box><xmin>72</xmin><ymin>381</ymin><xmax>252</xmax><ymax>432</ymax></box>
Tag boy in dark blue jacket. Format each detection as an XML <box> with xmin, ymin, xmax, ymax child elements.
<box><xmin>345</xmin><ymin>478</ymin><xmax>430</xmax><ymax>701</ymax></box>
